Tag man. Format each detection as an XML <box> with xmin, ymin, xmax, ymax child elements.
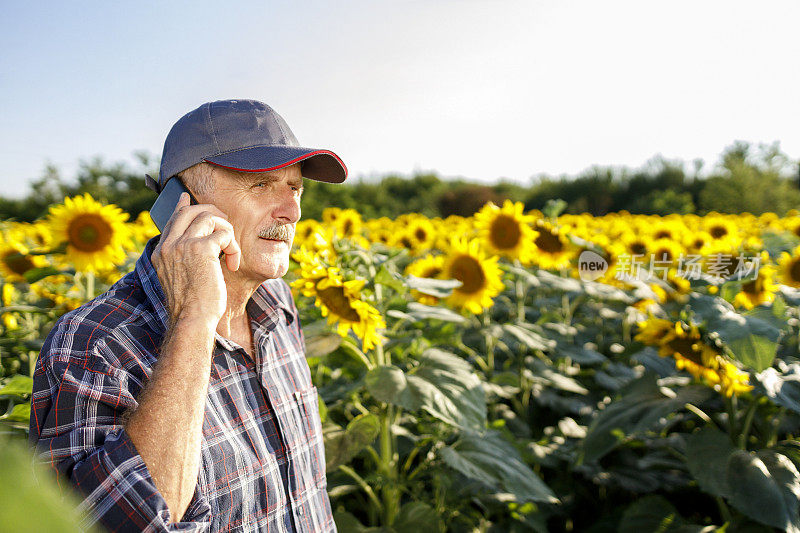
<box><xmin>29</xmin><ymin>99</ymin><xmax>347</xmax><ymax>532</ymax></box>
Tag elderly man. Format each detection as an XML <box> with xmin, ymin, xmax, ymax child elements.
<box><xmin>29</xmin><ymin>99</ymin><xmax>346</xmax><ymax>532</ymax></box>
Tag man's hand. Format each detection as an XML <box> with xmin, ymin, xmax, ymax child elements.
<box><xmin>151</xmin><ymin>192</ymin><xmax>241</xmax><ymax>327</ymax></box>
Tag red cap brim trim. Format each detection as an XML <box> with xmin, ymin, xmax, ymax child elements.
<box><xmin>204</xmin><ymin>149</ymin><xmax>348</xmax><ymax>176</ymax></box>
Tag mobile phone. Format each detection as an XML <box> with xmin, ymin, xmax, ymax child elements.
<box><xmin>149</xmin><ymin>177</ymin><xmax>198</xmax><ymax>232</ymax></box>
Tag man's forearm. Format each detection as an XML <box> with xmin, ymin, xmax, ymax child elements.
<box><xmin>124</xmin><ymin>318</ymin><xmax>215</xmax><ymax>524</ymax></box>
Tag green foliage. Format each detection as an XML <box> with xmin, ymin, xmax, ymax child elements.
<box><xmin>0</xmin><ymin>436</ymin><xmax>101</xmax><ymax>532</ymax></box>
<box><xmin>698</xmin><ymin>141</ymin><xmax>800</xmax><ymax>215</ymax></box>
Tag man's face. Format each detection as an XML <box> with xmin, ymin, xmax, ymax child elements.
<box><xmin>197</xmin><ymin>163</ymin><xmax>303</xmax><ymax>283</ymax></box>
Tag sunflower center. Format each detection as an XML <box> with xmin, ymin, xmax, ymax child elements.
<box><xmin>450</xmin><ymin>255</ymin><xmax>486</xmax><ymax>294</ymax></box>
<box><xmin>415</xmin><ymin>228</ymin><xmax>428</xmax><ymax>242</ymax></box>
<box><xmin>791</xmin><ymin>259</ymin><xmax>800</xmax><ymax>283</ymax></box>
<box><xmin>342</xmin><ymin>220</ymin><xmax>354</xmax><ymax>236</ymax></box>
<box><xmin>490</xmin><ymin>215</ymin><xmax>522</xmax><ymax>250</ymax></box>
<box><xmin>399</xmin><ymin>236</ymin><xmax>414</xmax><ymax>249</ymax></box>
<box><xmin>654</xmin><ymin>230</ymin><xmax>672</xmax><ymax>240</ymax></box>
<box><xmin>709</xmin><ymin>226</ymin><xmax>728</xmax><ymax>239</ymax></box>
<box><xmin>630</xmin><ymin>241</ymin><xmax>647</xmax><ymax>256</ymax></box>
<box><xmin>2</xmin><ymin>251</ymin><xmax>34</xmax><ymax>276</ymax></box>
<box><xmin>535</xmin><ymin>228</ymin><xmax>563</xmax><ymax>254</ymax></box>
<box><xmin>317</xmin><ymin>285</ymin><xmax>361</xmax><ymax>322</ymax></box>
<box><xmin>654</xmin><ymin>248</ymin><xmax>673</xmax><ymax>263</ymax></box>
<box><xmin>665</xmin><ymin>337</ymin><xmax>704</xmax><ymax>366</ymax></box>
<box><xmin>68</xmin><ymin>214</ymin><xmax>113</xmax><ymax>252</ymax></box>
<box><xmin>742</xmin><ymin>275</ymin><xmax>764</xmax><ymax>295</ymax></box>
<box><xmin>421</xmin><ymin>266</ymin><xmax>442</xmax><ymax>278</ymax></box>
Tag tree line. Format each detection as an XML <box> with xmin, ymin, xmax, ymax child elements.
<box><xmin>1</xmin><ymin>141</ymin><xmax>798</xmax><ymax>223</ymax></box>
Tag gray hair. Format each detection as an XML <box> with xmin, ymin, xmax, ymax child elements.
<box><xmin>177</xmin><ymin>162</ymin><xmax>215</xmax><ymax>195</ymax></box>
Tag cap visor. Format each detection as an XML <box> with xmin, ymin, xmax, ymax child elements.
<box><xmin>204</xmin><ymin>146</ymin><xmax>347</xmax><ymax>183</ymax></box>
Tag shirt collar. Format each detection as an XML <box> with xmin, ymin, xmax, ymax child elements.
<box><xmin>135</xmin><ymin>236</ymin><xmax>296</xmax><ymax>338</ymax></box>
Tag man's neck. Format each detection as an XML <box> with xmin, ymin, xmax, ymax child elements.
<box><xmin>216</xmin><ymin>272</ymin><xmax>260</xmax><ymax>341</ymax></box>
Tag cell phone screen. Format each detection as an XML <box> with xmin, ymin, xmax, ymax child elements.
<box><xmin>149</xmin><ymin>178</ymin><xmax>197</xmax><ymax>232</ymax></box>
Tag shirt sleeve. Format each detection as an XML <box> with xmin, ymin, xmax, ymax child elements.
<box><xmin>29</xmin><ymin>332</ymin><xmax>212</xmax><ymax>533</ymax></box>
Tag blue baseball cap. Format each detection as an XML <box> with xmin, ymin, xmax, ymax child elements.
<box><xmin>156</xmin><ymin>99</ymin><xmax>347</xmax><ymax>189</ymax></box>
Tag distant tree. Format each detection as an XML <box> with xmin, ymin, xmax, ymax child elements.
<box><xmin>438</xmin><ymin>184</ymin><xmax>506</xmax><ymax>217</ymax></box>
<box><xmin>0</xmin><ymin>152</ymin><xmax>158</xmax><ymax>222</ymax></box>
<box><xmin>698</xmin><ymin>141</ymin><xmax>800</xmax><ymax>215</ymax></box>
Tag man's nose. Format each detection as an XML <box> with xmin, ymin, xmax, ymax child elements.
<box><xmin>272</xmin><ymin>189</ymin><xmax>301</xmax><ymax>224</ymax></box>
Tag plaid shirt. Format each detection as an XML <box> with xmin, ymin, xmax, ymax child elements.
<box><xmin>29</xmin><ymin>237</ymin><xmax>335</xmax><ymax>532</ymax></box>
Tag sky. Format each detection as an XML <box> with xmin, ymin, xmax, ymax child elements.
<box><xmin>1</xmin><ymin>0</ymin><xmax>799</xmax><ymax>199</ymax></box>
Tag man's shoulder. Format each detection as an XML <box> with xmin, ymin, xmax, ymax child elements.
<box><xmin>40</xmin><ymin>271</ymin><xmax>162</xmax><ymax>368</ymax></box>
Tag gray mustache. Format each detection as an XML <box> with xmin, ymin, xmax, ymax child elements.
<box><xmin>259</xmin><ymin>224</ymin><xmax>294</xmax><ymax>242</ymax></box>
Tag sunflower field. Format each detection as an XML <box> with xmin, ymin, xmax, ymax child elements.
<box><xmin>3</xmin><ymin>193</ymin><xmax>800</xmax><ymax>532</ymax></box>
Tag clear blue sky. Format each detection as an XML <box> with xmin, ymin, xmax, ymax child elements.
<box><xmin>2</xmin><ymin>0</ymin><xmax>799</xmax><ymax>198</ymax></box>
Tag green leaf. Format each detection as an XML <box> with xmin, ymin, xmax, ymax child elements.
<box><xmin>0</xmin><ymin>375</ymin><xmax>33</xmax><ymax>399</ymax></box>
<box><xmin>686</xmin><ymin>426</ymin><xmax>800</xmax><ymax>532</ymax></box>
<box><xmin>556</xmin><ymin>343</ymin><xmax>607</xmax><ymax>365</ymax></box>
<box><xmin>367</xmin><ymin>351</ymin><xmax>486</xmax><ymax>431</ymax></box>
<box><xmin>304</xmin><ymin>332</ymin><xmax>342</xmax><ymax>359</ymax></box>
<box><xmin>403</xmin><ymin>276</ymin><xmax>461</xmax><ymax>298</ymax></box>
<box><xmin>728</xmin><ymin>334</ymin><xmax>779</xmax><ymax>372</ymax></box>
<box><xmin>756</xmin><ymin>364</ymin><xmax>800</xmax><ymax>414</ymax></box>
<box><xmin>408</xmin><ymin>349</ymin><xmax>486</xmax><ymax>431</ymax></box>
<box><xmin>1</xmin><ymin>403</ymin><xmax>30</xmax><ymax>423</ymax></box>
<box><xmin>685</xmin><ymin>426</ymin><xmax>736</xmax><ymax>498</ymax></box>
<box><xmin>393</xmin><ymin>502</ymin><xmax>441</xmax><ymax>533</ymax></box>
<box><xmin>23</xmin><ymin>266</ymin><xmax>62</xmax><ymax>284</ymax></box>
<box><xmin>580</xmin><ymin>374</ymin><xmax>713</xmax><ymax>464</ymax></box>
<box><xmin>324</xmin><ymin>414</ymin><xmax>380</xmax><ymax>472</ymax></box>
<box><xmin>332</xmin><ymin>510</ymin><xmax>390</xmax><ymax>532</ymax></box>
<box><xmin>375</xmin><ymin>266</ymin><xmax>405</xmax><ymax>293</ymax></box>
<box><xmin>526</xmin><ymin>358</ymin><xmax>589</xmax><ymax>395</ymax></box>
<box><xmin>365</xmin><ymin>365</ymin><xmax>415</xmax><ymax>409</ymax></box>
<box><xmin>440</xmin><ymin>430</ymin><xmax>558</xmax><ymax>504</ymax></box>
<box><xmin>688</xmin><ymin>293</ymin><xmax>781</xmax><ymax>370</ymax></box>
<box><xmin>502</xmin><ymin>324</ymin><xmax>556</xmax><ymax>352</ymax></box>
<box><xmin>619</xmin><ymin>495</ymin><xmax>708</xmax><ymax>533</ymax></box>
<box><xmin>406</xmin><ymin>302</ymin><xmax>467</xmax><ymax>323</ymax></box>
<box><xmin>0</xmin><ymin>437</ymin><xmax>102</xmax><ymax>532</ymax></box>
<box><xmin>726</xmin><ymin>450</ymin><xmax>800</xmax><ymax>532</ymax></box>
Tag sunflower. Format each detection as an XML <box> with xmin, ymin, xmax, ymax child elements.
<box><xmin>473</xmin><ymin>200</ymin><xmax>538</xmax><ymax>264</ymax></box>
<box><xmin>131</xmin><ymin>211</ymin><xmax>159</xmax><ymax>245</ymax></box>
<box><xmin>321</xmin><ymin>207</ymin><xmax>342</xmax><ymax>225</ymax></box>
<box><xmin>1</xmin><ymin>283</ymin><xmax>20</xmax><ymax>330</ymax></box>
<box><xmin>291</xmin><ymin>264</ymin><xmax>385</xmax><ymax>351</ymax></box>
<box><xmin>0</xmin><ymin>239</ymin><xmax>48</xmax><ymax>282</ymax></box>
<box><xmin>402</xmin><ymin>216</ymin><xmax>438</xmax><ymax>255</ymax></box>
<box><xmin>405</xmin><ymin>254</ymin><xmax>445</xmax><ymax>305</ymax></box>
<box><xmin>635</xmin><ymin>317</ymin><xmax>751</xmax><ymax>397</ymax></box>
<box><xmin>530</xmin><ymin>220</ymin><xmax>573</xmax><ymax>270</ymax></box>
<box><xmin>703</xmin><ymin>215</ymin><xmax>741</xmax><ymax>248</ymax></box>
<box><xmin>30</xmin><ymin>275</ymin><xmax>85</xmax><ymax>311</ymax></box>
<box><xmin>682</xmin><ymin>231</ymin><xmax>714</xmax><ymax>254</ymax></box>
<box><xmin>634</xmin><ymin>316</ymin><xmax>674</xmax><ymax>345</ymax></box>
<box><xmin>717</xmin><ymin>361</ymin><xmax>753</xmax><ymax>398</ymax></box>
<box><xmin>46</xmin><ymin>194</ymin><xmax>132</xmax><ymax>273</ymax></box>
<box><xmin>441</xmin><ymin>238</ymin><xmax>504</xmax><ymax>314</ymax></box>
<box><xmin>778</xmin><ymin>245</ymin><xmax>800</xmax><ymax>288</ymax></box>
<box><xmin>334</xmin><ymin>209</ymin><xmax>364</xmax><ymax>240</ymax></box>
<box><xmin>732</xmin><ymin>255</ymin><xmax>777</xmax><ymax>310</ymax></box>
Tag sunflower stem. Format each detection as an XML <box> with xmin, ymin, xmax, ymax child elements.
<box><xmin>738</xmin><ymin>396</ymin><xmax>757</xmax><ymax>449</ymax></box>
<box><xmin>513</xmin><ymin>259</ymin><xmax>525</xmax><ymax>324</ymax></box>
<box><xmin>482</xmin><ymin>310</ymin><xmax>495</xmax><ymax>378</ymax></box>
<box><xmin>338</xmin><ymin>464</ymin><xmax>384</xmax><ymax>516</ymax></box>
<box><xmin>379</xmin><ymin>403</ymin><xmax>399</xmax><ymax>525</ymax></box>
<box><xmin>86</xmin><ymin>271</ymin><xmax>95</xmax><ymax>299</ymax></box>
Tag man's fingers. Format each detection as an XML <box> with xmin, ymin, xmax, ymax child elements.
<box><xmin>162</xmin><ymin>202</ymin><xmax>229</xmax><ymax>245</ymax></box>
